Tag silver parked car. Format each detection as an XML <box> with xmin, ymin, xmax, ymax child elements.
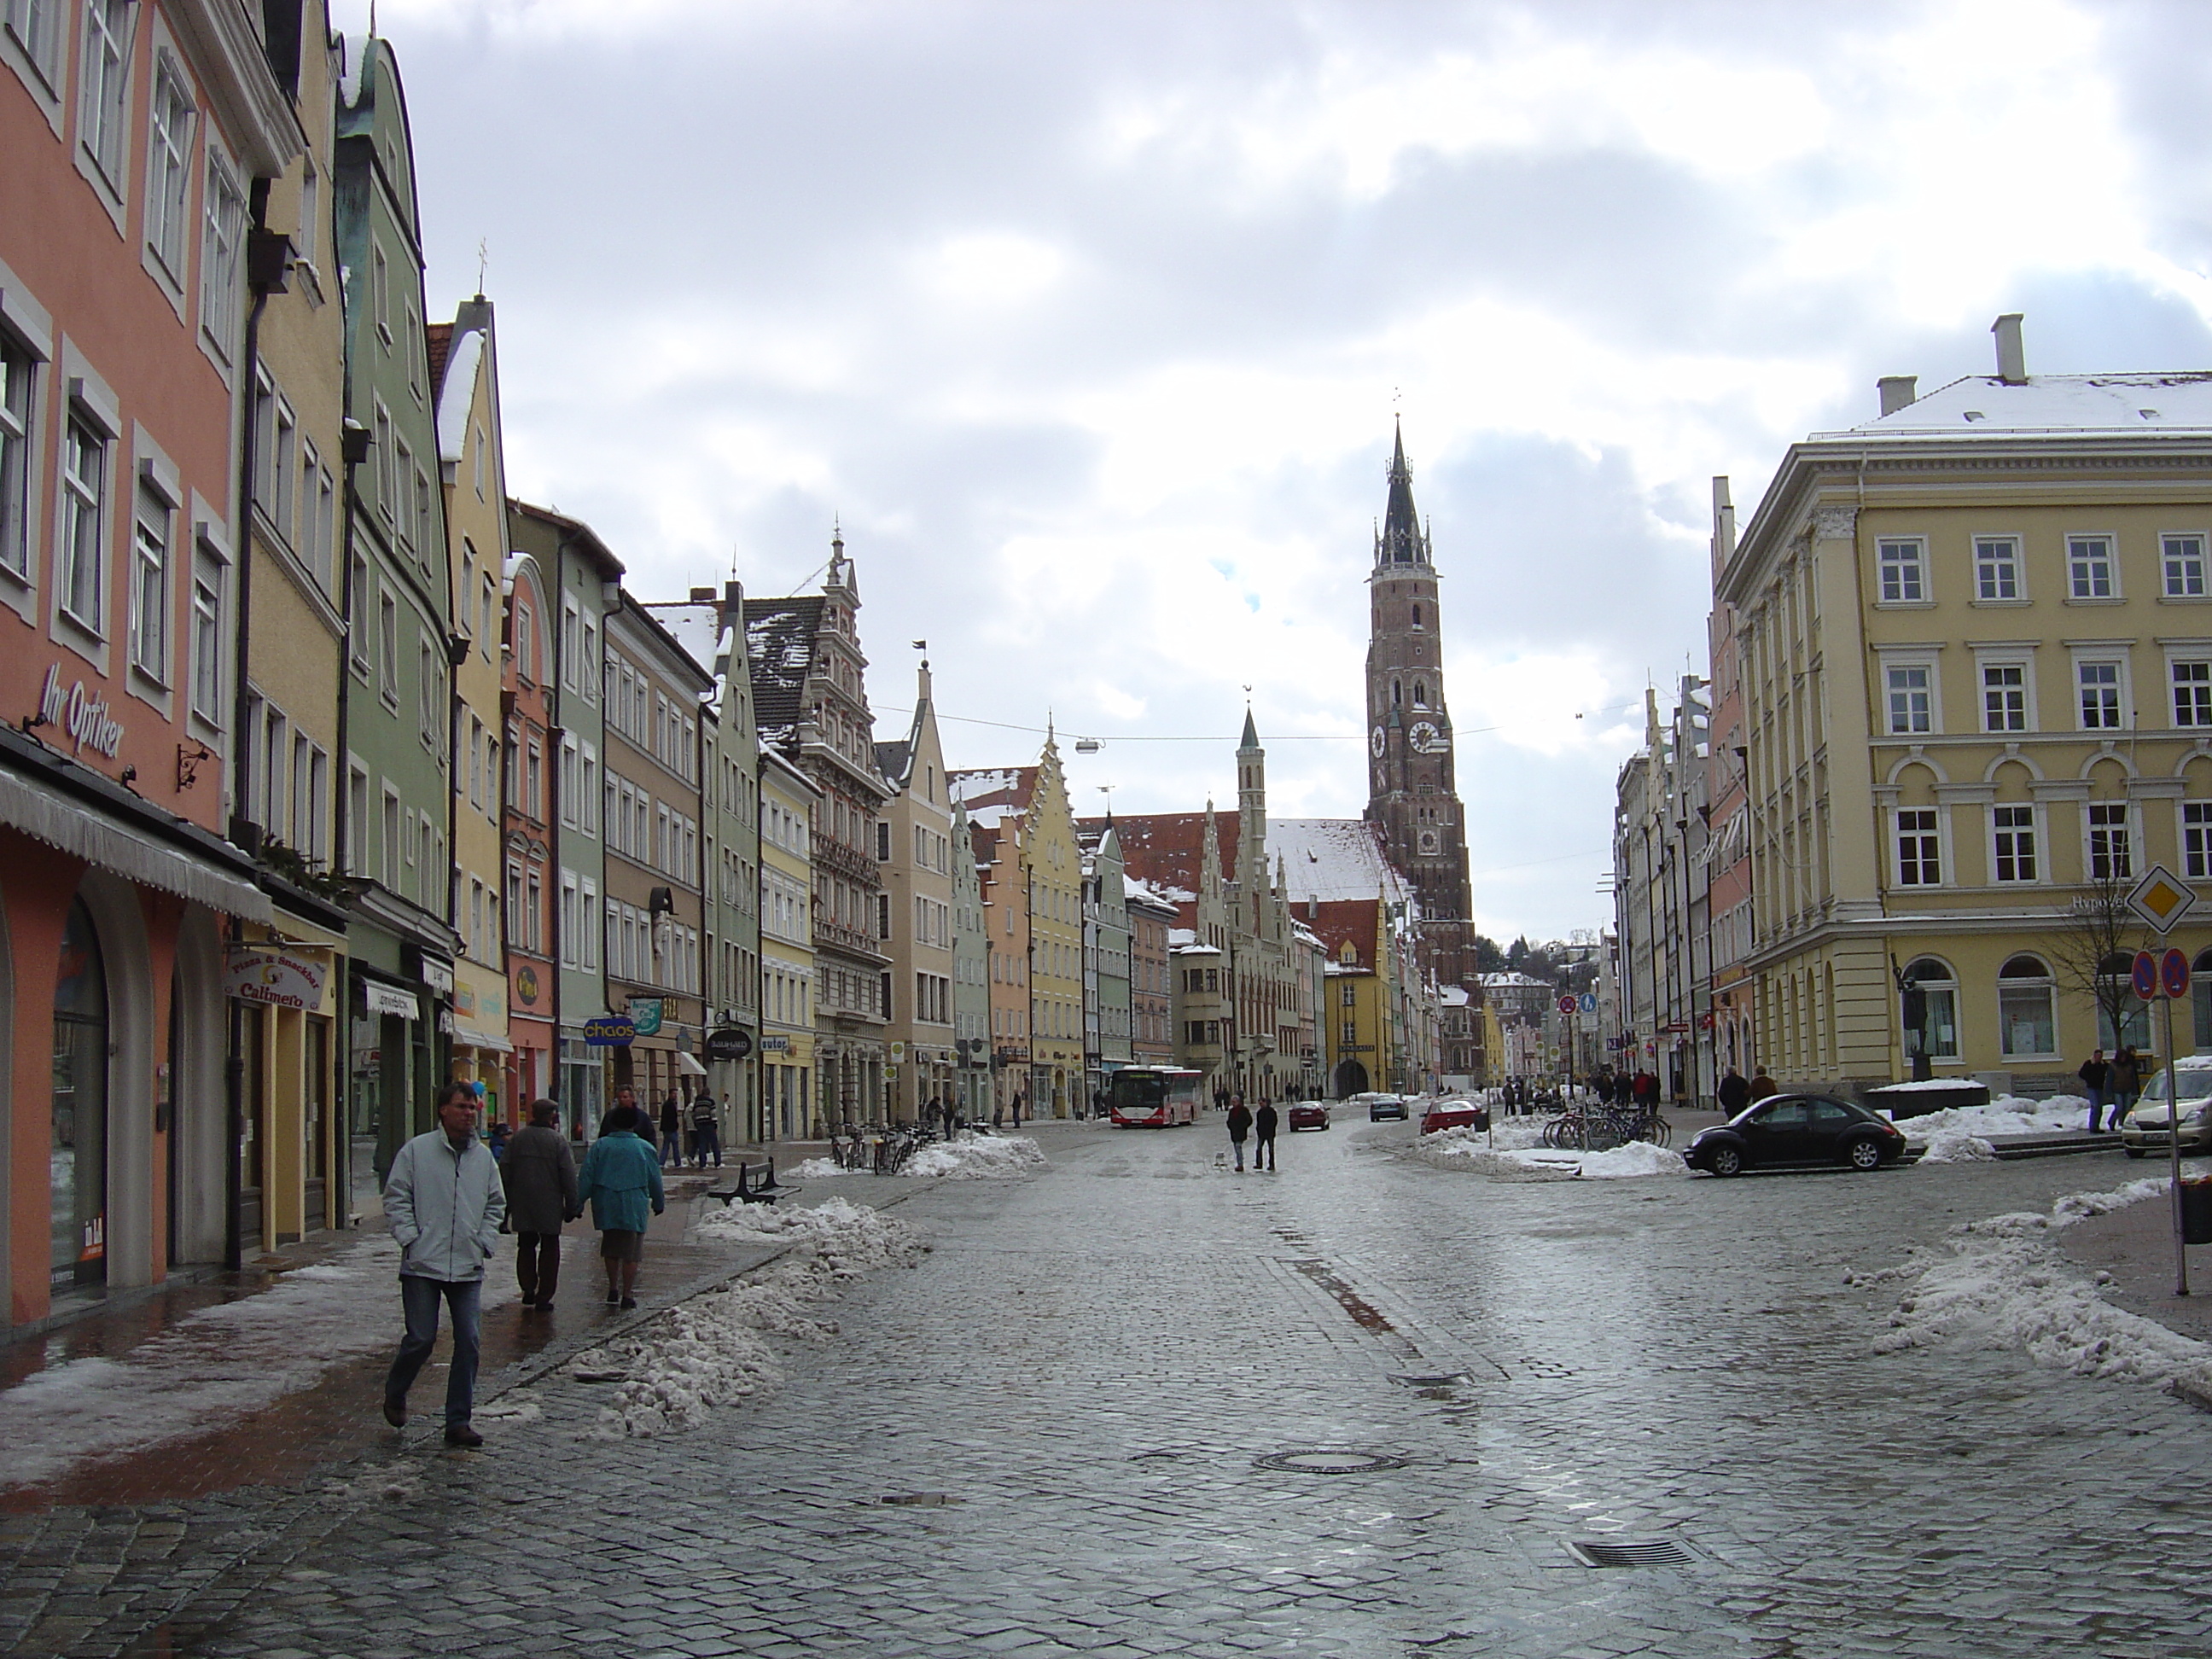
<box><xmin>2122</xmin><ymin>1057</ymin><xmax>2212</xmax><ymax>1158</ymax></box>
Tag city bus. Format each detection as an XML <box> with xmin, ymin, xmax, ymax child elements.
<box><xmin>1108</xmin><ymin>1067</ymin><xmax>1202</xmax><ymax>1127</ymax></box>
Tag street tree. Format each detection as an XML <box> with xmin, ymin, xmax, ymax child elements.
<box><xmin>2046</xmin><ymin>868</ymin><xmax>2153</xmax><ymax>1055</ymax></box>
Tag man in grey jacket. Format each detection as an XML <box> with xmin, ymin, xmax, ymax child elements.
<box><xmin>381</xmin><ymin>1082</ymin><xmax>506</xmax><ymax>1446</ymax></box>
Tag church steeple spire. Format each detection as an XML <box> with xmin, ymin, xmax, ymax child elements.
<box><xmin>1376</xmin><ymin>418</ymin><xmax>1429</xmax><ymax>568</ymax></box>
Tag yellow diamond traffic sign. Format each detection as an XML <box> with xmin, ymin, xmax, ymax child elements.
<box><xmin>2126</xmin><ymin>864</ymin><xmax>2198</xmax><ymax>934</ymax></box>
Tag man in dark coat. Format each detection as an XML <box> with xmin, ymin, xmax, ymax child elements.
<box><xmin>1252</xmin><ymin>1100</ymin><xmax>1278</xmax><ymax>1171</ymax></box>
<box><xmin>690</xmin><ymin>1091</ymin><xmax>721</xmax><ymax>1167</ymax></box>
<box><xmin>658</xmin><ymin>1091</ymin><xmax>684</xmax><ymax>1167</ymax></box>
<box><xmin>502</xmin><ymin>1099</ymin><xmax>579</xmax><ymax>1310</ymax></box>
<box><xmin>1717</xmin><ymin>1068</ymin><xmax>1750</xmax><ymax>1117</ymax></box>
<box><xmin>1225</xmin><ymin>1096</ymin><xmax>1252</xmax><ymax>1172</ymax></box>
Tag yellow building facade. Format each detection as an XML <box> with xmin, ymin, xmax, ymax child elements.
<box><xmin>759</xmin><ymin>748</ymin><xmax>818</xmax><ymax>1140</ymax></box>
<box><xmin>1720</xmin><ymin>317</ymin><xmax>2212</xmax><ymax>1096</ymax></box>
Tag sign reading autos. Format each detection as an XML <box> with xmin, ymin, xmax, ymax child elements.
<box><xmin>224</xmin><ymin>947</ymin><xmax>327</xmax><ymax>1011</ymax></box>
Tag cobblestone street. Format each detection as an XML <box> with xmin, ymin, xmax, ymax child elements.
<box><xmin>7</xmin><ymin>1119</ymin><xmax>2212</xmax><ymax>1657</ymax></box>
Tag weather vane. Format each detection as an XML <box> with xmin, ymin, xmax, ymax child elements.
<box><xmin>475</xmin><ymin>237</ymin><xmax>488</xmax><ymax>294</ymax></box>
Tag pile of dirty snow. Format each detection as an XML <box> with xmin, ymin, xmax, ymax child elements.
<box><xmin>900</xmin><ymin>1133</ymin><xmax>1047</xmax><ymax>1180</ymax></box>
<box><xmin>586</xmin><ymin>1198</ymin><xmax>924</xmax><ymax>1437</ymax></box>
<box><xmin>787</xmin><ymin>1156</ymin><xmax>847</xmax><ymax>1179</ymax></box>
<box><xmin>1866</xmin><ymin>1177</ymin><xmax>2212</xmax><ymax>1400</ymax></box>
<box><xmin>1477</xmin><ymin>1116</ymin><xmax>1552</xmax><ymax>1152</ymax></box>
<box><xmin>1895</xmin><ymin>1094</ymin><xmax>2091</xmax><ymax>1163</ymax></box>
<box><xmin>1412</xmin><ymin>1125</ymin><xmax>1685</xmax><ymax>1180</ymax></box>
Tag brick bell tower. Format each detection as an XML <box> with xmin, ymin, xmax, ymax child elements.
<box><xmin>1364</xmin><ymin>422</ymin><xmax>1473</xmax><ymax>988</ymax></box>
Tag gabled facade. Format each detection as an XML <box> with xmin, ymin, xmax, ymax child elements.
<box><xmin>875</xmin><ymin>659</ymin><xmax>955</xmax><ymax>1122</ymax></box>
<box><xmin>505</xmin><ymin>498</ymin><xmax>618</xmax><ymax>1133</ymax></box>
<box><xmin>335</xmin><ymin>32</ymin><xmax>455</xmax><ymax>1181</ymax></box>
<box><xmin>954</xmin><ymin>737</ymin><xmax>1085</xmax><ymax>1116</ymax></box>
<box><xmin>967</xmin><ymin>805</ymin><xmax>1032</xmax><ymax>1117</ymax></box>
<box><xmin>745</xmin><ymin>534</ymin><xmax>888</xmax><ymax>1126</ymax></box>
<box><xmin>1125</xmin><ymin>876</ymin><xmax>1178</xmax><ymax>1066</ymax></box>
<box><xmin>1082</xmin><ymin>820</ymin><xmax>1134</xmax><ymax>1097</ymax></box>
<box><xmin>429</xmin><ymin>294</ymin><xmax>513</xmax><ymax>1118</ymax></box>
<box><xmin>645</xmin><ymin>582</ymin><xmax>764</xmax><ymax>1146</ymax></box>
<box><xmin>949</xmin><ymin>794</ymin><xmax>991</xmax><ymax>1117</ymax></box>
<box><xmin>499</xmin><ymin>547</ymin><xmax>555</xmax><ymax>1112</ymax></box>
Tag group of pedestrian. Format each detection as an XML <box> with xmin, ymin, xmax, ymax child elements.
<box><xmin>1223</xmin><ymin>1095</ymin><xmax>1278</xmax><ymax>1172</ymax></box>
<box><xmin>2078</xmin><ymin>1046</ymin><xmax>2141</xmax><ymax>1133</ymax></box>
<box><xmin>379</xmin><ymin>1082</ymin><xmax>668</xmax><ymax>1448</ymax></box>
<box><xmin>653</xmin><ymin>1088</ymin><xmax>724</xmax><ymax>1168</ymax></box>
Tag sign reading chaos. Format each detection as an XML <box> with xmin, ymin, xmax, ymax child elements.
<box><xmin>223</xmin><ymin>946</ymin><xmax>327</xmax><ymax>1011</ymax></box>
<box><xmin>627</xmin><ymin>997</ymin><xmax>663</xmax><ymax>1037</ymax></box>
<box><xmin>706</xmin><ymin>1027</ymin><xmax>754</xmax><ymax>1062</ymax></box>
<box><xmin>583</xmin><ymin>1012</ymin><xmax>636</xmax><ymax>1047</ymax></box>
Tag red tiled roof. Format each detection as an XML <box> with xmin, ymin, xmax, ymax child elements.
<box><xmin>1305</xmin><ymin>898</ymin><xmax>1383</xmax><ymax>969</ymax></box>
<box><xmin>425</xmin><ymin>322</ymin><xmax>453</xmax><ymax>399</ymax></box>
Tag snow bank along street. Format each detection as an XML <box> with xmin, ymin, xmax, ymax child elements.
<box><xmin>8</xmin><ymin>1116</ymin><xmax>2212</xmax><ymax>1659</ymax></box>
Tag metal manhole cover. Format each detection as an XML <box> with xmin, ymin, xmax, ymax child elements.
<box><xmin>1254</xmin><ymin>1447</ymin><xmax>1409</xmax><ymax>1475</ymax></box>
<box><xmin>1567</xmin><ymin>1539</ymin><xmax>1694</xmax><ymax>1569</ymax></box>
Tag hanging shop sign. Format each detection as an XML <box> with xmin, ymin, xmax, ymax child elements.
<box><xmin>760</xmin><ymin>1034</ymin><xmax>790</xmax><ymax>1053</ymax></box>
<box><xmin>515</xmin><ymin>965</ymin><xmax>541</xmax><ymax>1007</ymax></box>
<box><xmin>707</xmin><ymin>1027</ymin><xmax>754</xmax><ymax>1062</ymax></box>
<box><xmin>583</xmin><ymin>1012</ymin><xmax>636</xmax><ymax>1047</ymax></box>
<box><xmin>37</xmin><ymin>662</ymin><xmax>125</xmax><ymax>758</ymax></box>
<box><xmin>627</xmin><ymin>997</ymin><xmax>664</xmax><ymax>1037</ymax></box>
<box><xmin>224</xmin><ymin>946</ymin><xmax>327</xmax><ymax>1011</ymax></box>
<box><xmin>418</xmin><ymin>957</ymin><xmax>455</xmax><ymax>995</ymax></box>
<box><xmin>363</xmin><ymin>981</ymin><xmax>420</xmax><ymax>1020</ymax></box>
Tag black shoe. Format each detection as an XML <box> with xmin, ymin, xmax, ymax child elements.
<box><xmin>620</xmin><ymin>1296</ymin><xmax>637</xmax><ymax>1310</ymax></box>
<box><xmin>533</xmin><ymin>1298</ymin><xmax>556</xmax><ymax>1310</ymax></box>
<box><xmin>444</xmin><ymin>1423</ymin><xmax>484</xmax><ymax>1448</ymax></box>
<box><xmin>381</xmin><ymin>1397</ymin><xmax>406</xmax><ymax>1428</ymax></box>
<box><xmin>605</xmin><ymin>1290</ymin><xmax>621</xmax><ymax>1306</ymax></box>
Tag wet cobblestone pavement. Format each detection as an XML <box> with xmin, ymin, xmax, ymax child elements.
<box><xmin>5</xmin><ymin>1120</ymin><xmax>2211</xmax><ymax>1656</ymax></box>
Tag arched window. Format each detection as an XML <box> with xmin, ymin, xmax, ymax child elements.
<box><xmin>1900</xmin><ymin>957</ymin><xmax>1959</xmax><ymax>1059</ymax></box>
<box><xmin>1412</xmin><ymin>602</ymin><xmax>1423</xmax><ymax>629</ymax></box>
<box><xmin>1391</xmin><ymin>678</ymin><xmax>1401</xmax><ymax>707</ymax></box>
<box><xmin>1413</xmin><ymin>680</ymin><xmax>1428</xmax><ymax>708</ymax></box>
<box><xmin>1998</xmin><ymin>953</ymin><xmax>2057</xmax><ymax>1058</ymax></box>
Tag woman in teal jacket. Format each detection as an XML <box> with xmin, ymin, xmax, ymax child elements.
<box><xmin>575</xmin><ymin>1107</ymin><xmax>666</xmax><ymax>1309</ymax></box>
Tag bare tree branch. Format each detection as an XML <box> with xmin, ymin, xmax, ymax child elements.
<box><xmin>2045</xmin><ymin>868</ymin><xmax>2152</xmax><ymax>1051</ymax></box>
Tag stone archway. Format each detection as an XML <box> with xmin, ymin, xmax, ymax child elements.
<box><xmin>1332</xmin><ymin>1058</ymin><xmax>1369</xmax><ymax>1099</ymax></box>
<box><xmin>168</xmin><ymin>907</ymin><xmax>226</xmax><ymax>1267</ymax></box>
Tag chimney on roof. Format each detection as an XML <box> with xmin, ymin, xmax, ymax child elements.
<box><xmin>1877</xmin><ymin>375</ymin><xmax>1918</xmax><ymax>416</ymax></box>
<box><xmin>689</xmin><ymin>585</ymin><xmax>713</xmax><ymax>602</ymax></box>
<box><xmin>1992</xmin><ymin>313</ymin><xmax>2027</xmax><ymax>384</ymax></box>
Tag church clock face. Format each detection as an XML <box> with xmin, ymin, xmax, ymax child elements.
<box><xmin>1370</xmin><ymin>725</ymin><xmax>1387</xmax><ymax>758</ymax></box>
<box><xmin>1410</xmin><ymin>720</ymin><xmax>1447</xmax><ymax>754</ymax></box>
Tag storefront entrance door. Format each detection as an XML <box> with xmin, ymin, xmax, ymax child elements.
<box><xmin>52</xmin><ymin>899</ymin><xmax>108</xmax><ymax>1289</ymax></box>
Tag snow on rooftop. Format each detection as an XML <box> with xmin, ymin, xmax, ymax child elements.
<box><xmin>952</xmin><ymin>768</ymin><xmax>1025</xmax><ymax>803</ymax></box>
<box><xmin>1824</xmin><ymin>372</ymin><xmax>2212</xmax><ymax>440</ymax></box>
<box><xmin>647</xmin><ymin>602</ymin><xmax>726</xmax><ymax>679</ymax></box>
<box><xmin>434</xmin><ymin>326</ymin><xmax>484</xmax><ymax>463</ymax></box>
<box><xmin>1268</xmin><ymin>818</ymin><xmax>1412</xmax><ymax>907</ymax></box>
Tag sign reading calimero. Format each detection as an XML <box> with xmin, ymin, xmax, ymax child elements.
<box><xmin>224</xmin><ymin>946</ymin><xmax>327</xmax><ymax>1011</ymax></box>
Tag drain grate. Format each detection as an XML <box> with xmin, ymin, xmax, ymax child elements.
<box><xmin>1567</xmin><ymin>1539</ymin><xmax>1694</xmax><ymax>1569</ymax></box>
<box><xmin>876</xmin><ymin>1492</ymin><xmax>960</xmax><ymax>1507</ymax></box>
<box><xmin>1389</xmin><ymin>1372</ymin><xmax>1468</xmax><ymax>1388</ymax></box>
<box><xmin>1254</xmin><ymin>1447</ymin><xmax>1410</xmax><ymax>1475</ymax></box>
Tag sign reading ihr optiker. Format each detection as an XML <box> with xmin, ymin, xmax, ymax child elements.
<box><xmin>38</xmin><ymin>663</ymin><xmax>125</xmax><ymax>758</ymax></box>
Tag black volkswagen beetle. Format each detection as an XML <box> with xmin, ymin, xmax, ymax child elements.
<box><xmin>1685</xmin><ymin>1093</ymin><xmax>1908</xmax><ymax>1176</ymax></box>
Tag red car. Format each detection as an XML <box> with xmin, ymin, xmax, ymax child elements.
<box><xmin>1286</xmin><ymin>1102</ymin><xmax>1331</xmax><ymax>1132</ymax></box>
<box><xmin>1419</xmin><ymin>1098</ymin><xmax>1490</xmax><ymax>1135</ymax></box>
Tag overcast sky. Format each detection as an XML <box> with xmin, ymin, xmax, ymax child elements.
<box><xmin>340</xmin><ymin>0</ymin><xmax>2212</xmax><ymax>941</ymax></box>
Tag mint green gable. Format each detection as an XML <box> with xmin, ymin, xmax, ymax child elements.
<box><xmin>335</xmin><ymin>34</ymin><xmax>457</xmax><ymax>1175</ymax></box>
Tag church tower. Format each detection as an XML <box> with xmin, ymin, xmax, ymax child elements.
<box><xmin>1364</xmin><ymin>422</ymin><xmax>1473</xmax><ymax>987</ymax></box>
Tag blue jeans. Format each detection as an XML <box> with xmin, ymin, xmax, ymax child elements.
<box><xmin>1230</xmin><ymin>1136</ymin><xmax>1246</xmax><ymax>1170</ymax></box>
<box><xmin>2086</xmin><ymin>1086</ymin><xmax>2106</xmax><ymax>1131</ymax></box>
<box><xmin>387</xmin><ymin>1274</ymin><xmax>483</xmax><ymax>1428</ymax></box>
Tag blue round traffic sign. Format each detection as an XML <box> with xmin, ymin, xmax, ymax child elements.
<box><xmin>2133</xmin><ymin>951</ymin><xmax>2160</xmax><ymax>1001</ymax></box>
<box><xmin>2163</xmin><ymin>947</ymin><xmax>2191</xmax><ymax>1001</ymax></box>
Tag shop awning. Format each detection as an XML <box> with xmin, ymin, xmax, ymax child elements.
<box><xmin>363</xmin><ymin>982</ymin><xmax>419</xmax><ymax>1020</ymax></box>
<box><xmin>0</xmin><ymin>761</ymin><xmax>272</xmax><ymax>922</ymax></box>
<box><xmin>453</xmin><ymin>1027</ymin><xmax>514</xmax><ymax>1053</ymax></box>
<box><xmin>677</xmin><ymin>1051</ymin><xmax>707</xmax><ymax>1076</ymax></box>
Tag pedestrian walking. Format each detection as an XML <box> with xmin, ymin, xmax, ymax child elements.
<box><xmin>657</xmin><ymin>1090</ymin><xmax>684</xmax><ymax>1167</ymax></box>
<box><xmin>576</xmin><ymin>1104</ymin><xmax>666</xmax><ymax>1311</ymax></box>
<box><xmin>2078</xmin><ymin>1048</ymin><xmax>2111</xmax><ymax>1132</ymax></box>
<box><xmin>2110</xmin><ymin>1046</ymin><xmax>2142</xmax><ymax>1127</ymax></box>
<box><xmin>502</xmin><ymin>1098</ymin><xmax>579</xmax><ymax>1311</ymax></box>
<box><xmin>992</xmin><ymin>1095</ymin><xmax>1004</xmax><ymax>1132</ymax></box>
<box><xmin>1748</xmin><ymin>1067</ymin><xmax>1778</xmax><ymax>1103</ymax></box>
<box><xmin>690</xmin><ymin>1091</ymin><xmax>722</xmax><ymax>1167</ymax></box>
<box><xmin>486</xmin><ymin>1120</ymin><xmax>510</xmax><ymax>1162</ymax></box>
<box><xmin>381</xmin><ymin>1083</ymin><xmax>506</xmax><ymax>1447</ymax></box>
<box><xmin>1717</xmin><ymin>1068</ymin><xmax>1749</xmax><ymax>1117</ymax></box>
<box><xmin>1226</xmin><ymin>1095</ymin><xmax>1252</xmax><ymax>1172</ymax></box>
<box><xmin>1011</xmin><ymin>1090</ymin><xmax>1025</xmax><ymax>1129</ymax></box>
<box><xmin>1253</xmin><ymin>1100</ymin><xmax>1278</xmax><ymax>1171</ymax></box>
